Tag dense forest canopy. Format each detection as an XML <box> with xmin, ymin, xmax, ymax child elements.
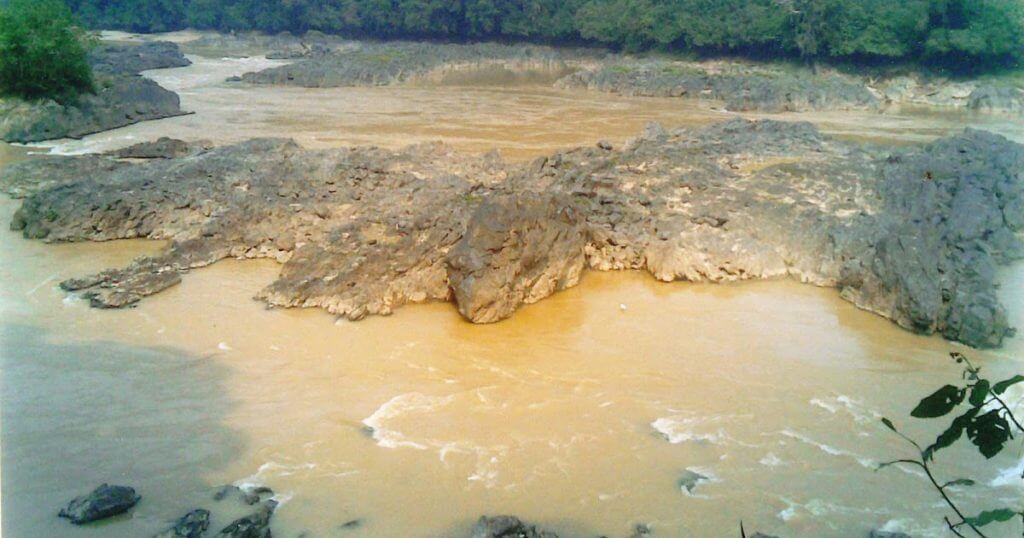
<box><xmin>0</xmin><ymin>0</ymin><xmax>93</xmax><ymax>102</ymax></box>
<box><xmin>64</xmin><ymin>0</ymin><xmax>1024</xmax><ymax>71</ymax></box>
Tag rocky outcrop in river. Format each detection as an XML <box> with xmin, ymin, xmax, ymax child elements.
<box><xmin>556</xmin><ymin>61</ymin><xmax>879</xmax><ymax>112</ymax></box>
<box><xmin>235</xmin><ymin>41</ymin><xmax>595</xmax><ymax>87</ymax></box>
<box><xmin>58</xmin><ymin>484</ymin><xmax>140</xmax><ymax>524</ymax></box>
<box><xmin>3</xmin><ymin>119</ymin><xmax>1022</xmax><ymax>348</ymax></box>
<box><xmin>0</xmin><ymin>41</ymin><xmax>188</xmax><ymax>144</ymax></box>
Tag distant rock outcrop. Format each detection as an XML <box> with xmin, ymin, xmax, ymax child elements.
<box><xmin>0</xmin><ymin>41</ymin><xmax>189</xmax><ymax>143</ymax></box>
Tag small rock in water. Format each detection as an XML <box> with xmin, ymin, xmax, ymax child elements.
<box><xmin>58</xmin><ymin>483</ymin><xmax>140</xmax><ymax>524</ymax></box>
<box><xmin>870</xmin><ymin>531</ymin><xmax>912</xmax><ymax>538</ymax></box>
<box><xmin>216</xmin><ymin>501</ymin><xmax>276</xmax><ymax>538</ymax></box>
<box><xmin>471</xmin><ymin>515</ymin><xmax>559</xmax><ymax>538</ymax></box>
<box><xmin>213</xmin><ymin>484</ymin><xmax>274</xmax><ymax>505</ymax></box>
<box><xmin>629</xmin><ymin>523</ymin><xmax>653</xmax><ymax>537</ymax></box>
<box><xmin>677</xmin><ymin>469</ymin><xmax>709</xmax><ymax>495</ymax></box>
<box><xmin>339</xmin><ymin>518</ymin><xmax>363</xmax><ymax>531</ymax></box>
<box><xmin>154</xmin><ymin>509</ymin><xmax>211</xmax><ymax>538</ymax></box>
<box><xmin>597</xmin><ymin>140</ymin><xmax>614</xmax><ymax>150</ymax></box>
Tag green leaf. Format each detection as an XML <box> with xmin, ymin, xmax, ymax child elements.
<box><xmin>963</xmin><ymin>508</ymin><xmax>1018</xmax><ymax>527</ymax></box>
<box><xmin>969</xmin><ymin>380</ymin><xmax>990</xmax><ymax>407</ymax></box>
<box><xmin>941</xmin><ymin>478</ymin><xmax>975</xmax><ymax>488</ymax></box>
<box><xmin>993</xmin><ymin>375</ymin><xmax>1024</xmax><ymax>395</ymax></box>
<box><xmin>881</xmin><ymin>417</ymin><xmax>897</xmax><ymax>431</ymax></box>
<box><xmin>966</xmin><ymin>409</ymin><xmax>1012</xmax><ymax>459</ymax></box>
<box><xmin>911</xmin><ymin>385</ymin><xmax>965</xmax><ymax>418</ymax></box>
<box><xmin>923</xmin><ymin>407</ymin><xmax>978</xmax><ymax>461</ymax></box>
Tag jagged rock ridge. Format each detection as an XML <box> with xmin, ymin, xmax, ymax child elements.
<box><xmin>3</xmin><ymin>119</ymin><xmax>1021</xmax><ymax>348</ymax></box>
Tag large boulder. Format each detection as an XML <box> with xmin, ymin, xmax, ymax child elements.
<box><xmin>447</xmin><ymin>193</ymin><xmax>587</xmax><ymax>323</ymax></box>
<box><xmin>58</xmin><ymin>484</ymin><xmax>140</xmax><ymax>524</ymax></box>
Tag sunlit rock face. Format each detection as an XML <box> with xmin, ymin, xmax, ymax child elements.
<box><xmin>3</xmin><ymin>119</ymin><xmax>1022</xmax><ymax>348</ymax></box>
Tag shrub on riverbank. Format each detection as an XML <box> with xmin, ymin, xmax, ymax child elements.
<box><xmin>0</xmin><ymin>0</ymin><xmax>94</xmax><ymax>103</ymax></box>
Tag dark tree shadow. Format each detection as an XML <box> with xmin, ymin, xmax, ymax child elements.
<box><xmin>1</xmin><ymin>323</ymin><xmax>247</xmax><ymax>537</ymax></box>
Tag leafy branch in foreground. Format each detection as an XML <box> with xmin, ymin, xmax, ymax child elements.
<box><xmin>880</xmin><ymin>352</ymin><xmax>1024</xmax><ymax>537</ymax></box>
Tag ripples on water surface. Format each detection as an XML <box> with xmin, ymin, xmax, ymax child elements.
<box><xmin>1</xmin><ymin>32</ymin><xmax>1023</xmax><ymax>537</ymax></box>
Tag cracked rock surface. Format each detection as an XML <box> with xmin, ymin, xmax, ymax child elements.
<box><xmin>3</xmin><ymin>119</ymin><xmax>1021</xmax><ymax>348</ymax></box>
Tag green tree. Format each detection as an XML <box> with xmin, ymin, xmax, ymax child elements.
<box><xmin>925</xmin><ymin>0</ymin><xmax>1024</xmax><ymax>69</ymax></box>
<box><xmin>0</xmin><ymin>0</ymin><xmax>93</xmax><ymax>102</ymax></box>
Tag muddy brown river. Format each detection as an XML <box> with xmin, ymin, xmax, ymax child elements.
<box><xmin>1</xmin><ymin>32</ymin><xmax>1023</xmax><ymax>537</ymax></box>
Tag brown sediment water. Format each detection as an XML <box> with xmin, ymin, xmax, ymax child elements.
<box><xmin>1</xmin><ymin>34</ymin><xmax>1023</xmax><ymax>538</ymax></box>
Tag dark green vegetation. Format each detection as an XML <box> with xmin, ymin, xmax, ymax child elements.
<box><xmin>881</xmin><ymin>352</ymin><xmax>1023</xmax><ymax>537</ymax></box>
<box><xmin>65</xmin><ymin>0</ymin><xmax>1024</xmax><ymax>72</ymax></box>
<box><xmin>0</xmin><ymin>0</ymin><xmax>93</xmax><ymax>102</ymax></box>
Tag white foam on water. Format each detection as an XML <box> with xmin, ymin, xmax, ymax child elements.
<box><xmin>777</xmin><ymin>430</ymin><xmax>875</xmax><ymax>468</ymax></box>
<box><xmin>878</xmin><ymin>518</ymin><xmax>947</xmax><ymax>538</ymax></box>
<box><xmin>990</xmin><ymin>456</ymin><xmax>1024</xmax><ymax>488</ymax></box>
<box><xmin>809</xmin><ymin>398</ymin><xmax>839</xmax><ymax>413</ymax></box>
<box><xmin>777</xmin><ymin>497</ymin><xmax>890</xmax><ymax>525</ymax></box>
<box><xmin>361</xmin><ymin>392</ymin><xmax>454</xmax><ymax>450</ymax></box>
<box><xmin>759</xmin><ymin>452</ymin><xmax>785</xmax><ymax>466</ymax></box>
<box><xmin>809</xmin><ymin>394</ymin><xmax>881</xmax><ymax>424</ymax></box>
<box><xmin>235</xmin><ymin>461</ymin><xmax>318</xmax><ymax>490</ymax></box>
<box><xmin>651</xmin><ymin>415</ymin><xmax>730</xmax><ymax>445</ymax></box>
<box><xmin>218</xmin><ymin>342</ymin><xmax>232</xmax><ymax>351</ymax></box>
<box><xmin>25</xmin><ymin>275</ymin><xmax>57</xmax><ymax>296</ymax></box>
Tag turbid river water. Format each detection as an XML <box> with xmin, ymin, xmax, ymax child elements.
<box><xmin>1</xmin><ymin>33</ymin><xmax>1023</xmax><ymax>538</ymax></box>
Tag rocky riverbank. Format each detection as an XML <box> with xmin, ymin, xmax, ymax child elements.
<box><xmin>3</xmin><ymin>118</ymin><xmax>1022</xmax><ymax>348</ymax></box>
<box><xmin>222</xmin><ymin>35</ymin><xmax>1024</xmax><ymax>114</ymax></box>
<box><xmin>556</xmin><ymin>60</ymin><xmax>1024</xmax><ymax>113</ymax></box>
<box><xmin>0</xmin><ymin>41</ymin><xmax>189</xmax><ymax>143</ymax></box>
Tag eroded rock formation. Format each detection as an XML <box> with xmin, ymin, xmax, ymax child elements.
<box><xmin>3</xmin><ymin>119</ymin><xmax>1022</xmax><ymax>348</ymax></box>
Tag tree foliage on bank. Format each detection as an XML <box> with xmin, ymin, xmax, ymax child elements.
<box><xmin>65</xmin><ymin>0</ymin><xmax>1024</xmax><ymax>71</ymax></box>
<box><xmin>0</xmin><ymin>0</ymin><xmax>94</xmax><ymax>102</ymax></box>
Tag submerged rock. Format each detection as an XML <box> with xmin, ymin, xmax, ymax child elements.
<box><xmin>339</xmin><ymin>518</ymin><xmax>363</xmax><ymax>530</ymax></box>
<box><xmin>869</xmin><ymin>531</ymin><xmax>912</xmax><ymax>538</ymax></box>
<box><xmin>472</xmin><ymin>515</ymin><xmax>559</xmax><ymax>538</ymax></box>
<box><xmin>677</xmin><ymin>469</ymin><xmax>709</xmax><ymax>494</ymax></box>
<box><xmin>213</xmin><ymin>484</ymin><xmax>275</xmax><ymax>506</ymax></box>
<box><xmin>58</xmin><ymin>484</ymin><xmax>140</xmax><ymax>524</ymax></box>
<box><xmin>154</xmin><ymin>509</ymin><xmax>211</xmax><ymax>538</ymax></box>
<box><xmin>3</xmin><ymin>119</ymin><xmax>1022</xmax><ymax>348</ymax></box>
